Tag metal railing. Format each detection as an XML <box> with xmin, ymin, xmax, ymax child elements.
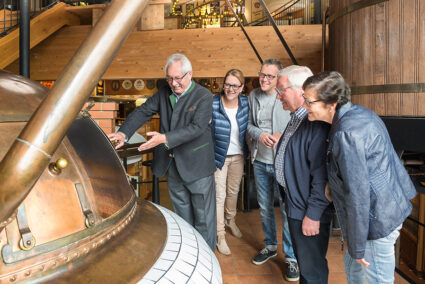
<box><xmin>1</xmin><ymin>0</ymin><xmax>54</xmax><ymax>37</ymax></box>
<box><xmin>0</xmin><ymin>0</ymin><xmax>110</xmax><ymax>37</ymax></box>
<box><xmin>177</xmin><ymin>0</ymin><xmax>328</xmax><ymax>29</ymax></box>
<box><xmin>249</xmin><ymin>0</ymin><xmax>328</xmax><ymax>26</ymax></box>
<box><xmin>250</xmin><ymin>0</ymin><xmax>301</xmax><ymax>26</ymax></box>
<box><xmin>180</xmin><ymin>0</ymin><xmax>245</xmax><ymax>29</ymax></box>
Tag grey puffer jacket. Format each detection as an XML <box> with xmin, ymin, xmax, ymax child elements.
<box><xmin>327</xmin><ymin>102</ymin><xmax>417</xmax><ymax>260</ymax></box>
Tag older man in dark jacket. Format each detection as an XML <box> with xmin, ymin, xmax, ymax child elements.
<box><xmin>108</xmin><ymin>54</ymin><xmax>216</xmax><ymax>251</ymax></box>
<box><xmin>274</xmin><ymin>65</ymin><xmax>333</xmax><ymax>284</ymax></box>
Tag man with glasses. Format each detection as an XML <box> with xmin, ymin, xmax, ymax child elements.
<box><xmin>274</xmin><ymin>65</ymin><xmax>333</xmax><ymax>284</ymax></box>
<box><xmin>247</xmin><ymin>59</ymin><xmax>299</xmax><ymax>281</ymax></box>
<box><xmin>108</xmin><ymin>54</ymin><xmax>217</xmax><ymax>251</ymax></box>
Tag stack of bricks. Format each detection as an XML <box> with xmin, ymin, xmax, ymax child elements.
<box><xmin>84</xmin><ymin>102</ymin><xmax>118</xmax><ymax>135</ymax></box>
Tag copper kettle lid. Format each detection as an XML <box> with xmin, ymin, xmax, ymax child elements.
<box><xmin>0</xmin><ymin>70</ymin><xmax>47</xmax><ymax>123</ymax></box>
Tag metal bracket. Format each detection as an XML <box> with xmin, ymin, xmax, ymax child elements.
<box><xmin>1</xmin><ymin>195</ymin><xmax>136</xmax><ymax>264</ymax></box>
<box><xmin>351</xmin><ymin>83</ymin><xmax>425</xmax><ymax>95</ymax></box>
<box><xmin>75</xmin><ymin>183</ymin><xmax>95</xmax><ymax>228</ymax></box>
<box><xmin>78</xmin><ymin>102</ymin><xmax>95</xmax><ymax>119</ymax></box>
<box><xmin>16</xmin><ymin>203</ymin><xmax>35</xmax><ymax>251</ymax></box>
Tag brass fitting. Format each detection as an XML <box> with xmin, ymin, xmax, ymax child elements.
<box><xmin>48</xmin><ymin>158</ymin><xmax>68</xmax><ymax>175</ymax></box>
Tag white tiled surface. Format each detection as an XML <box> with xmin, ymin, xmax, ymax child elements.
<box><xmin>139</xmin><ymin>205</ymin><xmax>222</xmax><ymax>284</ymax></box>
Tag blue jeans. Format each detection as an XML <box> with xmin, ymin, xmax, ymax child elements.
<box><xmin>344</xmin><ymin>225</ymin><xmax>401</xmax><ymax>284</ymax></box>
<box><xmin>253</xmin><ymin>160</ymin><xmax>296</xmax><ymax>260</ymax></box>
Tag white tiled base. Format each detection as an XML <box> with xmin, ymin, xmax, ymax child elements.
<box><xmin>139</xmin><ymin>205</ymin><xmax>222</xmax><ymax>284</ymax></box>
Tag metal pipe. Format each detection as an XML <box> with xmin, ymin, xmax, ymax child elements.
<box><xmin>19</xmin><ymin>0</ymin><xmax>30</xmax><ymax>78</ymax></box>
<box><xmin>0</xmin><ymin>0</ymin><xmax>150</xmax><ymax>223</ymax></box>
<box><xmin>321</xmin><ymin>0</ymin><xmax>327</xmax><ymax>71</ymax></box>
<box><xmin>314</xmin><ymin>0</ymin><xmax>321</xmax><ymax>24</ymax></box>
<box><xmin>152</xmin><ymin>175</ymin><xmax>159</xmax><ymax>204</ymax></box>
<box><xmin>2</xmin><ymin>3</ymin><xmax>5</xmax><ymax>35</ymax></box>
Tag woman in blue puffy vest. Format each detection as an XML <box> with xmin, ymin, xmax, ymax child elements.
<box><xmin>212</xmin><ymin>69</ymin><xmax>249</xmax><ymax>255</ymax></box>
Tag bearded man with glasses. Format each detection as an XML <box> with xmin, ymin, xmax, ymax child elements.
<box><xmin>246</xmin><ymin>58</ymin><xmax>299</xmax><ymax>282</ymax></box>
<box><xmin>108</xmin><ymin>54</ymin><xmax>217</xmax><ymax>251</ymax></box>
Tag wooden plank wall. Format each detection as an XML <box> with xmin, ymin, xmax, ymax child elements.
<box><xmin>5</xmin><ymin>25</ymin><xmax>323</xmax><ymax>80</ymax></box>
<box><xmin>328</xmin><ymin>0</ymin><xmax>425</xmax><ymax>117</ymax></box>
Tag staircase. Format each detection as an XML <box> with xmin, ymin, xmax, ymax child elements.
<box><xmin>0</xmin><ymin>8</ymin><xmax>19</xmax><ymax>36</ymax></box>
<box><xmin>0</xmin><ymin>1</ymin><xmax>80</xmax><ymax>69</ymax></box>
<box><xmin>249</xmin><ymin>0</ymin><xmax>302</xmax><ymax>26</ymax></box>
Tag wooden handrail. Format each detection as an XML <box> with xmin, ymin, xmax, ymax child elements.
<box><xmin>0</xmin><ymin>2</ymin><xmax>80</xmax><ymax>69</ymax></box>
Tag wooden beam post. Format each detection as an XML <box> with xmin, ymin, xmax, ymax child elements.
<box><xmin>138</xmin><ymin>0</ymin><xmax>171</xmax><ymax>31</ymax></box>
<box><xmin>92</xmin><ymin>8</ymin><xmax>105</xmax><ymax>26</ymax></box>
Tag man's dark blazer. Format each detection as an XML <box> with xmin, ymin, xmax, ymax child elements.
<box><xmin>118</xmin><ymin>81</ymin><xmax>216</xmax><ymax>183</ymax></box>
<box><xmin>276</xmin><ymin>116</ymin><xmax>332</xmax><ymax>223</ymax></box>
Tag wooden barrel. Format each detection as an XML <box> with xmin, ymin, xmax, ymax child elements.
<box><xmin>328</xmin><ymin>0</ymin><xmax>425</xmax><ymax>117</ymax></box>
<box><xmin>328</xmin><ymin>0</ymin><xmax>425</xmax><ymax>277</ymax></box>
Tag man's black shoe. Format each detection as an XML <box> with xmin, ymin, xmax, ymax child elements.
<box><xmin>285</xmin><ymin>259</ymin><xmax>300</xmax><ymax>282</ymax></box>
<box><xmin>252</xmin><ymin>247</ymin><xmax>277</xmax><ymax>265</ymax></box>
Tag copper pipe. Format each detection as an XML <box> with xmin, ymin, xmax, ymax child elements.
<box><xmin>0</xmin><ymin>0</ymin><xmax>150</xmax><ymax>223</ymax></box>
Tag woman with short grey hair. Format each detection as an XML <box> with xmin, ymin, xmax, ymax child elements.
<box><xmin>302</xmin><ymin>71</ymin><xmax>416</xmax><ymax>284</ymax></box>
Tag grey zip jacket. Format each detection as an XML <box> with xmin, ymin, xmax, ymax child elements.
<box><xmin>246</xmin><ymin>88</ymin><xmax>291</xmax><ymax>163</ymax></box>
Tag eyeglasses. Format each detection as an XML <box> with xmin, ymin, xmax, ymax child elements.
<box><xmin>223</xmin><ymin>83</ymin><xmax>242</xmax><ymax>91</ymax></box>
<box><xmin>258</xmin><ymin>72</ymin><xmax>277</xmax><ymax>81</ymax></box>
<box><xmin>165</xmin><ymin>71</ymin><xmax>189</xmax><ymax>83</ymax></box>
<box><xmin>302</xmin><ymin>94</ymin><xmax>322</xmax><ymax>107</ymax></box>
<box><xmin>276</xmin><ymin>86</ymin><xmax>292</xmax><ymax>96</ymax></box>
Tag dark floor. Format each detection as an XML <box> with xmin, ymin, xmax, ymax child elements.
<box><xmin>157</xmin><ymin>183</ymin><xmax>422</xmax><ymax>284</ymax></box>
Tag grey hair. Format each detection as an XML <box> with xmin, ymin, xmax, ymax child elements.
<box><xmin>262</xmin><ymin>58</ymin><xmax>283</xmax><ymax>70</ymax></box>
<box><xmin>164</xmin><ymin>54</ymin><xmax>192</xmax><ymax>74</ymax></box>
<box><xmin>302</xmin><ymin>71</ymin><xmax>351</xmax><ymax>108</ymax></box>
<box><xmin>277</xmin><ymin>65</ymin><xmax>313</xmax><ymax>89</ymax></box>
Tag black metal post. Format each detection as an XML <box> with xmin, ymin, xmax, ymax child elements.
<box><xmin>244</xmin><ymin>162</ymin><xmax>252</xmax><ymax>212</ymax></box>
<box><xmin>314</xmin><ymin>0</ymin><xmax>322</xmax><ymax>24</ymax></box>
<box><xmin>152</xmin><ymin>175</ymin><xmax>160</xmax><ymax>204</ymax></box>
<box><xmin>19</xmin><ymin>0</ymin><xmax>30</xmax><ymax>78</ymax></box>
